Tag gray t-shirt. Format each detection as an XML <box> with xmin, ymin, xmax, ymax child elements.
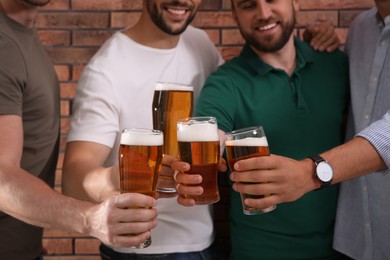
<box><xmin>0</xmin><ymin>12</ymin><xmax>59</xmax><ymax>260</ymax></box>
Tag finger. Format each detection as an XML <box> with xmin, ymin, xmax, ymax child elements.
<box><xmin>218</xmin><ymin>157</ymin><xmax>228</xmax><ymax>172</ymax></box>
<box><xmin>234</xmin><ymin>155</ymin><xmax>276</xmax><ymax>172</ymax></box>
<box><xmin>317</xmin><ymin>35</ymin><xmax>339</xmax><ymax>51</ymax></box>
<box><xmin>114</xmin><ymin>193</ymin><xmax>156</xmax><ymax>209</ymax></box>
<box><xmin>114</xmin><ymin>219</ymin><xmax>157</xmax><ymax>236</ymax></box>
<box><xmin>232</xmin><ymin>181</ymin><xmax>273</xmax><ymax>195</ymax></box>
<box><xmin>162</xmin><ymin>154</ymin><xmax>178</xmax><ymax>166</ymax></box>
<box><xmin>311</xmin><ymin>26</ymin><xmax>333</xmax><ymax>49</ymax></box>
<box><xmin>177</xmin><ymin>195</ymin><xmax>197</xmax><ymax>207</ymax></box>
<box><xmin>325</xmin><ymin>36</ymin><xmax>340</xmax><ymax>52</ymax></box>
<box><xmin>176</xmin><ymin>183</ymin><xmax>203</xmax><ymax>196</ymax></box>
<box><xmin>174</xmin><ymin>171</ymin><xmax>202</xmax><ymax>185</ymax></box>
<box><xmin>244</xmin><ymin>195</ymin><xmax>279</xmax><ymax>211</ymax></box>
<box><xmin>171</xmin><ymin>160</ymin><xmax>190</xmax><ymax>172</ymax></box>
<box><xmin>120</xmin><ymin>207</ymin><xmax>158</xmax><ymax>222</ymax></box>
<box><xmin>110</xmin><ymin>231</ymin><xmax>152</xmax><ymax>248</ymax></box>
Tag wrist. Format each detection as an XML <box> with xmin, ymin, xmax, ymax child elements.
<box><xmin>302</xmin><ymin>158</ymin><xmax>322</xmax><ymax>191</ymax></box>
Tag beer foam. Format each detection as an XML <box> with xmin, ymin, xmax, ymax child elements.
<box><xmin>177</xmin><ymin>123</ymin><xmax>219</xmax><ymax>142</ymax></box>
<box><xmin>120</xmin><ymin>131</ymin><xmax>163</xmax><ymax>146</ymax></box>
<box><xmin>225</xmin><ymin>137</ymin><xmax>268</xmax><ymax>146</ymax></box>
<box><xmin>155</xmin><ymin>82</ymin><xmax>193</xmax><ymax>92</ymax></box>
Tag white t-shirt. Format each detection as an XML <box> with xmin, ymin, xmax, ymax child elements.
<box><xmin>68</xmin><ymin>26</ymin><xmax>224</xmax><ymax>254</ymax></box>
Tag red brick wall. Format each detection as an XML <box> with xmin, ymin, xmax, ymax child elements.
<box><xmin>38</xmin><ymin>0</ymin><xmax>374</xmax><ymax>259</ymax></box>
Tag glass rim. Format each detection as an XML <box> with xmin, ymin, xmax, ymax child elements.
<box><xmin>154</xmin><ymin>82</ymin><xmax>193</xmax><ymax>92</ymax></box>
<box><xmin>121</xmin><ymin>128</ymin><xmax>163</xmax><ymax>135</ymax></box>
<box><xmin>225</xmin><ymin>126</ymin><xmax>264</xmax><ymax>136</ymax></box>
<box><xmin>177</xmin><ymin>116</ymin><xmax>217</xmax><ymax>124</ymax></box>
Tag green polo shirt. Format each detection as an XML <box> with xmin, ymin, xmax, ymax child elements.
<box><xmin>196</xmin><ymin>38</ymin><xmax>349</xmax><ymax>259</ymax></box>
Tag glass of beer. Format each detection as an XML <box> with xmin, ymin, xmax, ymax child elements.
<box><xmin>177</xmin><ymin>116</ymin><xmax>220</xmax><ymax>205</ymax></box>
<box><xmin>152</xmin><ymin>82</ymin><xmax>193</xmax><ymax>193</ymax></box>
<box><xmin>225</xmin><ymin>126</ymin><xmax>276</xmax><ymax>215</ymax></box>
<box><xmin>118</xmin><ymin>128</ymin><xmax>163</xmax><ymax>248</ymax></box>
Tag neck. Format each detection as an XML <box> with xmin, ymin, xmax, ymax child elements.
<box><xmin>123</xmin><ymin>12</ymin><xmax>180</xmax><ymax>49</ymax></box>
<box><xmin>252</xmin><ymin>35</ymin><xmax>297</xmax><ymax>76</ymax></box>
<box><xmin>0</xmin><ymin>0</ymin><xmax>38</xmax><ymax>28</ymax></box>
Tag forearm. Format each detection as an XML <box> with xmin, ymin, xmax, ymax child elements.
<box><xmin>62</xmin><ymin>162</ymin><xmax>118</xmax><ymax>203</ymax></box>
<box><xmin>0</xmin><ymin>163</ymin><xmax>93</xmax><ymax>235</ymax></box>
<box><xmin>62</xmin><ymin>141</ymin><xmax>119</xmax><ymax>203</ymax></box>
<box><xmin>321</xmin><ymin>136</ymin><xmax>386</xmax><ymax>184</ymax></box>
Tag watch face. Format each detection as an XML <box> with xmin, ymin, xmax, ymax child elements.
<box><xmin>317</xmin><ymin>162</ymin><xmax>333</xmax><ymax>182</ymax></box>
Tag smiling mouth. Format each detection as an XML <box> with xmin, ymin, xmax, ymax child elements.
<box><xmin>166</xmin><ymin>8</ymin><xmax>187</xmax><ymax>15</ymax></box>
<box><xmin>258</xmin><ymin>23</ymin><xmax>278</xmax><ymax>31</ymax></box>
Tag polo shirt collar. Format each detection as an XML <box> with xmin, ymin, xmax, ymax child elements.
<box><xmin>240</xmin><ymin>36</ymin><xmax>315</xmax><ymax>76</ymax></box>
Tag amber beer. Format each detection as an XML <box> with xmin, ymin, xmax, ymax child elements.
<box><xmin>119</xmin><ymin>128</ymin><xmax>163</xmax><ymax>196</ymax></box>
<box><xmin>225</xmin><ymin>126</ymin><xmax>276</xmax><ymax>215</ymax></box>
<box><xmin>177</xmin><ymin>117</ymin><xmax>220</xmax><ymax>205</ymax></box>
<box><xmin>118</xmin><ymin>128</ymin><xmax>163</xmax><ymax>248</ymax></box>
<box><xmin>152</xmin><ymin>82</ymin><xmax>193</xmax><ymax>158</ymax></box>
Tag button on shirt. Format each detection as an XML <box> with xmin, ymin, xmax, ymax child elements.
<box><xmin>333</xmin><ymin>8</ymin><xmax>390</xmax><ymax>260</ymax></box>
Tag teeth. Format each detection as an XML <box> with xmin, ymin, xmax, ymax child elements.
<box><xmin>259</xmin><ymin>23</ymin><xmax>277</xmax><ymax>31</ymax></box>
<box><xmin>167</xmin><ymin>8</ymin><xmax>186</xmax><ymax>15</ymax></box>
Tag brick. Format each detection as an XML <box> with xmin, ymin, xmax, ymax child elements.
<box><xmin>61</xmin><ymin>117</ymin><xmax>70</xmax><ymax>135</ymax></box>
<box><xmin>296</xmin><ymin>11</ymin><xmax>338</xmax><ymax>27</ymax></box>
<box><xmin>72</xmin><ymin>65</ymin><xmax>86</xmax><ymax>81</ymax></box>
<box><xmin>61</xmin><ymin>99</ymin><xmax>70</xmax><ymax>116</ymax></box>
<box><xmin>200</xmin><ymin>0</ymin><xmax>221</xmax><ymax>10</ymax></box>
<box><xmin>42</xmin><ymin>238</ymin><xmax>73</xmax><ymax>254</ymax></box>
<box><xmin>204</xmin><ymin>29</ymin><xmax>221</xmax><ymax>45</ymax></box>
<box><xmin>42</xmin><ymin>0</ymin><xmax>70</xmax><ymax>10</ymax></box>
<box><xmin>54</xmin><ymin>65</ymin><xmax>71</xmax><ymax>81</ymax></box>
<box><xmin>222</xmin><ymin>29</ymin><xmax>244</xmax><ymax>45</ymax></box>
<box><xmin>111</xmin><ymin>12</ymin><xmax>141</xmax><ymax>28</ymax></box>
<box><xmin>59</xmin><ymin>135</ymin><xmax>68</xmax><ymax>153</ymax></box>
<box><xmin>44</xmin><ymin>228</ymin><xmax>85</xmax><ymax>238</ymax></box>
<box><xmin>36</xmin><ymin>13</ymin><xmax>110</xmax><ymax>29</ymax></box>
<box><xmin>220</xmin><ymin>48</ymin><xmax>235</xmax><ymax>60</ymax></box>
<box><xmin>193</xmin><ymin>11</ymin><xmax>236</xmax><ymax>28</ymax></box>
<box><xmin>55</xmin><ymin>169</ymin><xmax>62</xmax><ymax>186</ymax></box>
<box><xmin>38</xmin><ymin>30</ymin><xmax>71</xmax><ymax>46</ymax></box>
<box><xmin>60</xmin><ymin>83</ymin><xmax>77</xmax><ymax>99</ymax></box>
<box><xmin>72</xmin><ymin>0</ymin><xmax>142</xmax><ymax>11</ymax></box>
<box><xmin>340</xmin><ymin>10</ymin><xmax>366</xmax><ymax>27</ymax></box>
<box><xmin>73</xmin><ymin>30</ymin><xmax>115</xmax><ymax>47</ymax></box>
<box><xmin>299</xmin><ymin>0</ymin><xmax>374</xmax><ymax>10</ymax></box>
<box><xmin>46</xmin><ymin>47</ymin><xmax>98</xmax><ymax>64</ymax></box>
<box><xmin>75</xmin><ymin>238</ymin><xmax>100</xmax><ymax>254</ymax></box>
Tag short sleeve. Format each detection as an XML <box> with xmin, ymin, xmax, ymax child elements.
<box><xmin>67</xmin><ymin>64</ymin><xmax>120</xmax><ymax>148</ymax></box>
<box><xmin>0</xmin><ymin>33</ymin><xmax>26</xmax><ymax>116</ymax></box>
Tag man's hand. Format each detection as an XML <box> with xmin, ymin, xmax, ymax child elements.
<box><xmin>303</xmin><ymin>21</ymin><xmax>340</xmax><ymax>52</ymax></box>
<box><xmin>229</xmin><ymin>155</ymin><xmax>318</xmax><ymax>210</ymax></box>
<box><xmin>173</xmin><ymin>158</ymin><xmax>227</xmax><ymax>206</ymax></box>
<box><xmin>87</xmin><ymin>193</ymin><xmax>158</xmax><ymax>248</ymax></box>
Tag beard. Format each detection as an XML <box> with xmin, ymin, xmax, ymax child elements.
<box><xmin>21</xmin><ymin>0</ymin><xmax>51</xmax><ymax>7</ymax></box>
<box><xmin>146</xmin><ymin>0</ymin><xmax>197</xmax><ymax>35</ymax></box>
<box><xmin>240</xmin><ymin>12</ymin><xmax>296</xmax><ymax>53</ymax></box>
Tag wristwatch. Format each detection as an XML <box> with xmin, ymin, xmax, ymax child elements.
<box><xmin>308</xmin><ymin>155</ymin><xmax>333</xmax><ymax>188</ymax></box>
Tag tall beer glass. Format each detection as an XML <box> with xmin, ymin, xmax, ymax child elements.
<box><xmin>118</xmin><ymin>128</ymin><xmax>163</xmax><ymax>248</ymax></box>
<box><xmin>177</xmin><ymin>116</ymin><xmax>220</xmax><ymax>205</ymax></box>
<box><xmin>152</xmin><ymin>82</ymin><xmax>193</xmax><ymax>193</ymax></box>
<box><xmin>225</xmin><ymin>126</ymin><xmax>276</xmax><ymax>215</ymax></box>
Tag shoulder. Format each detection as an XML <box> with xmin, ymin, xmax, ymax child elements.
<box><xmin>0</xmin><ymin>31</ymin><xmax>26</xmax><ymax>79</ymax></box>
<box><xmin>181</xmin><ymin>26</ymin><xmax>215</xmax><ymax>49</ymax></box>
<box><xmin>351</xmin><ymin>8</ymin><xmax>376</xmax><ymax>27</ymax></box>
